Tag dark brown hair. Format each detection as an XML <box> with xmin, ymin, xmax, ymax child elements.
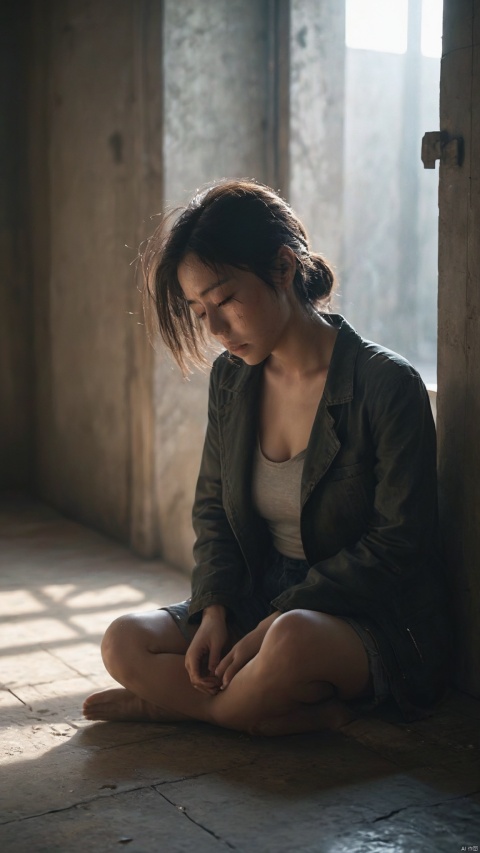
<box><xmin>142</xmin><ymin>179</ymin><xmax>335</xmax><ymax>375</ymax></box>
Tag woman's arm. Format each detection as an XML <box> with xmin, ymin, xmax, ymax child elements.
<box><xmin>188</xmin><ymin>362</ymin><xmax>250</xmax><ymax>621</ymax></box>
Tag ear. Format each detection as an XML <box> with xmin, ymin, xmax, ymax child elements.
<box><xmin>276</xmin><ymin>246</ymin><xmax>297</xmax><ymax>289</ymax></box>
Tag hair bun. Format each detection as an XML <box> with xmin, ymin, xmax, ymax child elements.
<box><xmin>307</xmin><ymin>253</ymin><xmax>335</xmax><ymax>301</ymax></box>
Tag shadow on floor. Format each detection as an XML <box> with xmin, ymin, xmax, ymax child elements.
<box><xmin>1</xmin><ymin>497</ymin><xmax>479</xmax><ymax>852</ymax></box>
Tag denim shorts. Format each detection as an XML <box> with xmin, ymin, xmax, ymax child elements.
<box><xmin>162</xmin><ymin>547</ymin><xmax>390</xmax><ymax>711</ymax></box>
<box><xmin>340</xmin><ymin>617</ymin><xmax>390</xmax><ymax>711</ymax></box>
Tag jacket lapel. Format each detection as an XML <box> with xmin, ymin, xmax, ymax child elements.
<box><xmin>301</xmin><ymin>400</ymin><xmax>341</xmax><ymax>507</ymax></box>
<box><xmin>301</xmin><ymin>315</ymin><xmax>361</xmax><ymax>506</ymax></box>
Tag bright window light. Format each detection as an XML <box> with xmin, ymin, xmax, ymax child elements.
<box><xmin>421</xmin><ymin>0</ymin><xmax>443</xmax><ymax>57</ymax></box>
<box><xmin>346</xmin><ymin>0</ymin><xmax>408</xmax><ymax>54</ymax></box>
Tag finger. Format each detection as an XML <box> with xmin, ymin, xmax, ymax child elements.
<box><xmin>208</xmin><ymin>635</ymin><xmax>227</xmax><ymax>674</ymax></box>
<box><xmin>185</xmin><ymin>647</ymin><xmax>206</xmax><ymax>681</ymax></box>
<box><xmin>191</xmin><ymin>676</ymin><xmax>221</xmax><ymax>695</ymax></box>
<box><xmin>195</xmin><ymin>675</ymin><xmax>220</xmax><ymax>688</ymax></box>
<box><xmin>219</xmin><ymin>663</ymin><xmax>236</xmax><ymax>689</ymax></box>
<box><xmin>220</xmin><ymin>657</ymin><xmax>246</xmax><ymax>689</ymax></box>
<box><xmin>196</xmin><ymin>685</ymin><xmax>220</xmax><ymax>696</ymax></box>
<box><xmin>184</xmin><ymin>652</ymin><xmax>196</xmax><ymax>679</ymax></box>
<box><xmin>215</xmin><ymin>650</ymin><xmax>233</xmax><ymax>680</ymax></box>
<box><xmin>193</xmin><ymin>683</ymin><xmax>218</xmax><ymax>695</ymax></box>
<box><xmin>208</xmin><ymin>647</ymin><xmax>221</xmax><ymax>675</ymax></box>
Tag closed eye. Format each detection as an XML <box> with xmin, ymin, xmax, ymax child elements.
<box><xmin>193</xmin><ymin>295</ymin><xmax>234</xmax><ymax>321</ymax></box>
<box><xmin>215</xmin><ymin>295</ymin><xmax>234</xmax><ymax>308</ymax></box>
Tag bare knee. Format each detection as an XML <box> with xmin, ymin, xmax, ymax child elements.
<box><xmin>266</xmin><ymin>609</ymin><xmax>370</xmax><ymax>699</ymax></box>
<box><xmin>210</xmin><ymin>613</ymin><xmax>317</xmax><ymax>733</ymax></box>
<box><xmin>101</xmin><ymin>609</ymin><xmax>188</xmax><ymax>685</ymax></box>
<box><xmin>254</xmin><ymin>609</ymin><xmax>344</xmax><ymax>695</ymax></box>
<box><xmin>261</xmin><ymin>610</ymin><xmax>321</xmax><ymax>672</ymax></box>
<box><xmin>101</xmin><ymin>613</ymin><xmax>143</xmax><ymax>680</ymax></box>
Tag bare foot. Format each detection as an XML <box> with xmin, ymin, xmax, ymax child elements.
<box><xmin>249</xmin><ymin>699</ymin><xmax>357</xmax><ymax>737</ymax></box>
<box><xmin>83</xmin><ymin>688</ymin><xmax>189</xmax><ymax>723</ymax></box>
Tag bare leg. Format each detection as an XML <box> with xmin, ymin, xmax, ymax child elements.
<box><xmin>83</xmin><ymin>611</ymin><xmax>212</xmax><ymax>723</ymax></box>
<box><xmin>84</xmin><ymin>609</ymin><xmax>371</xmax><ymax>735</ymax></box>
<box><xmin>247</xmin><ymin>697</ymin><xmax>357</xmax><ymax>736</ymax></box>
<box><xmin>208</xmin><ymin>610</ymin><xmax>370</xmax><ymax>733</ymax></box>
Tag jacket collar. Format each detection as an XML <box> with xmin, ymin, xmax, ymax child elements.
<box><xmin>217</xmin><ymin>355</ymin><xmax>262</xmax><ymax>398</ymax></box>
<box><xmin>321</xmin><ymin>314</ymin><xmax>360</xmax><ymax>405</ymax></box>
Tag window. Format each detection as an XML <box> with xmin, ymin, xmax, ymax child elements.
<box><xmin>346</xmin><ymin>0</ymin><xmax>408</xmax><ymax>54</ymax></box>
<box><xmin>343</xmin><ymin>0</ymin><xmax>442</xmax><ymax>382</ymax></box>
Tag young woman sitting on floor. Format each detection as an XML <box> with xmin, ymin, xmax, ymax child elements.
<box><xmin>83</xmin><ymin>179</ymin><xmax>450</xmax><ymax>735</ymax></box>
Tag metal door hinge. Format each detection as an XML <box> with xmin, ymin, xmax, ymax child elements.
<box><xmin>421</xmin><ymin>131</ymin><xmax>464</xmax><ymax>169</ymax></box>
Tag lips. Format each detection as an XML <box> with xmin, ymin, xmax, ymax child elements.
<box><xmin>226</xmin><ymin>343</ymin><xmax>248</xmax><ymax>354</ymax></box>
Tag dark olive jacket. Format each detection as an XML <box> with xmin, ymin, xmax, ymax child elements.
<box><xmin>189</xmin><ymin>315</ymin><xmax>450</xmax><ymax>719</ymax></box>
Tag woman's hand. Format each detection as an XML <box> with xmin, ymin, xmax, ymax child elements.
<box><xmin>185</xmin><ymin>605</ymin><xmax>230</xmax><ymax>695</ymax></box>
<box><xmin>215</xmin><ymin>611</ymin><xmax>280</xmax><ymax>689</ymax></box>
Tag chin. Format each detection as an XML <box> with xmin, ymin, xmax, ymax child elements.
<box><xmin>240</xmin><ymin>350</ymin><xmax>269</xmax><ymax>366</ymax></box>
<box><xmin>226</xmin><ymin>341</ymin><xmax>271</xmax><ymax>365</ymax></box>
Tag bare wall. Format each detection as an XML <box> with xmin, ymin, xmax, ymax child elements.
<box><xmin>30</xmin><ymin>0</ymin><xmax>148</xmax><ymax>541</ymax></box>
<box><xmin>156</xmin><ymin>0</ymin><xmax>275</xmax><ymax>570</ymax></box>
<box><xmin>0</xmin><ymin>1</ymin><xmax>33</xmax><ymax>490</ymax></box>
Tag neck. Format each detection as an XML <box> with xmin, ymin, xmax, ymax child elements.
<box><xmin>267</xmin><ymin>309</ymin><xmax>337</xmax><ymax>380</ymax></box>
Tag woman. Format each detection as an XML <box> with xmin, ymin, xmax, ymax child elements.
<box><xmin>84</xmin><ymin>180</ymin><xmax>450</xmax><ymax>735</ymax></box>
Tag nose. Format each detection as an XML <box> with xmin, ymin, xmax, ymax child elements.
<box><xmin>206</xmin><ymin>305</ymin><xmax>229</xmax><ymax>338</ymax></box>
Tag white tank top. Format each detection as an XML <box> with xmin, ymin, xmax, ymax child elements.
<box><xmin>251</xmin><ymin>437</ymin><xmax>306</xmax><ymax>560</ymax></box>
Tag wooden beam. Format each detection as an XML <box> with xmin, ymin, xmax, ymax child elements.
<box><xmin>437</xmin><ymin>0</ymin><xmax>480</xmax><ymax>695</ymax></box>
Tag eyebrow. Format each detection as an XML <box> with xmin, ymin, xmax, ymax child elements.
<box><xmin>186</xmin><ymin>277</ymin><xmax>231</xmax><ymax>305</ymax></box>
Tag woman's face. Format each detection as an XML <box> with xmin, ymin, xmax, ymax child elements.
<box><xmin>177</xmin><ymin>253</ymin><xmax>292</xmax><ymax>365</ymax></box>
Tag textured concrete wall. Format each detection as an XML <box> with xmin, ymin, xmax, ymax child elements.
<box><xmin>157</xmin><ymin>0</ymin><xmax>271</xmax><ymax>570</ymax></box>
<box><xmin>0</xmin><ymin>2</ymin><xmax>32</xmax><ymax>489</ymax></box>
<box><xmin>30</xmin><ymin>0</ymin><xmax>141</xmax><ymax>541</ymax></box>
<box><xmin>289</xmin><ymin>0</ymin><xmax>345</xmax><ymax>275</ymax></box>
<box><xmin>25</xmin><ymin>0</ymin><xmax>285</xmax><ymax>570</ymax></box>
<box><xmin>437</xmin><ymin>0</ymin><xmax>480</xmax><ymax>696</ymax></box>
<box><xmin>163</xmin><ymin>0</ymin><xmax>270</xmax><ymax>203</ymax></box>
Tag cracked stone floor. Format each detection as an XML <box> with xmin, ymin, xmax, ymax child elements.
<box><xmin>1</xmin><ymin>496</ymin><xmax>479</xmax><ymax>853</ymax></box>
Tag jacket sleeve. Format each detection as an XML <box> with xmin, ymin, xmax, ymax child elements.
<box><xmin>271</xmin><ymin>368</ymin><xmax>442</xmax><ymax>619</ymax></box>
<box><xmin>188</xmin><ymin>364</ymin><xmax>250</xmax><ymax>621</ymax></box>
